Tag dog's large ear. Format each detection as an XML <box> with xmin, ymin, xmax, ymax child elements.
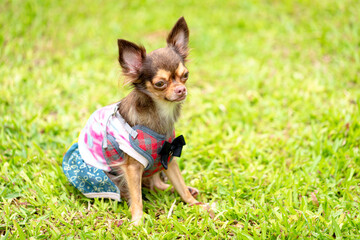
<box><xmin>118</xmin><ymin>39</ymin><xmax>146</xmax><ymax>83</ymax></box>
<box><xmin>167</xmin><ymin>17</ymin><xmax>189</xmax><ymax>61</ymax></box>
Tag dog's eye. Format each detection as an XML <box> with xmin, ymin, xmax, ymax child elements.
<box><xmin>154</xmin><ymin>80</ymin><xmax>167</xmax><ymax>88</ymax></box>
<box><xmin>183</xmin><ymin>72</ymin><xmax>189</xmax><ymax>80</ymax></box>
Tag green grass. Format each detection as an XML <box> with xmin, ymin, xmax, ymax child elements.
<box><xmin>1</xmin><ymin>0</ymin><xmax>360</xmax><ymax>238</ymax></box>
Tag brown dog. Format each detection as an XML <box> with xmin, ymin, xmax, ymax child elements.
<box><xmin>63</xmin><ymin>17</ymin><xmax>207</xmax><ymax>226</ymax></box>
<box><xmin>111</xmin><ymin>17</ymin><xmax>204</xmax><ymax>225</ymax></box>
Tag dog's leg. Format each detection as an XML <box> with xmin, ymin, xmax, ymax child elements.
<box><xmin>121</xmin><ymin>156</ymin><xmax>144</xmax><ymax>226</ymax></box>
<box><xmin>152</xmin><ymin>172</ymin><xmax>171</xmax><ymax>191</ymax></box>
<box><xmin>142</xmin><ymin>172</ymin><xmax>170</xmax><ymax>191</ymax></box>
<box><xmin>143</xmin><ymin>171</ymin><xmax>198</xmax><ymax>197</ymax></box>
<box><xmin>164</xmin><ymin>160</ymin><xmax>198</xmax><ymax>205</ymax></box>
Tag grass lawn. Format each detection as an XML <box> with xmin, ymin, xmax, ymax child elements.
<box><xmin>1</xmin><ymin>0</ymin><xmax>360</xmax><ymax>238</ymax></box>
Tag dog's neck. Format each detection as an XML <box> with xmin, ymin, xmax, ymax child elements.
<box><xmin>118</xmin><ymin>90</ymin><xmax>182</xmax><ymax>136</ymax></box>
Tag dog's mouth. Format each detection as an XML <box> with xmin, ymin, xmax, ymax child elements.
<box><xmin>174</xmin><ymin>95</ymin><xmax>187</xmax><ymax>102</ymax></box>
<box><xmin>165</xmin><ymin>95</ymin><xmax>187</xmax><ymax>102</ymax></box>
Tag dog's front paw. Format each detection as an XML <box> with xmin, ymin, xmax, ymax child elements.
<box><xmin>129</xmin><ymin>212</ymin><xmax>145</xmax><ymax>227</ymax></box>
<box><xmin>130</xmin><ymin>216</ymin><xmax>143</xmax><ymax>227</ymax></box>
<box><xmin>187</xmin><ymin>186</ymin><xmax>199</xmax><ymax>198</ymax></box>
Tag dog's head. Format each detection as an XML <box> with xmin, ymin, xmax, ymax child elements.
<box><xmin>117</xmin><ymin>17</ymin><xmax>189</xmax><ymax>103</ymax></box>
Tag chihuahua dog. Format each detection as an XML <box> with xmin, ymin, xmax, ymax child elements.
<box><xmin>114</xmin><ymin>16</ymin><xmax>202</xmax><ymax>225</ymax></box>
<box><xmin>62</xmin><ymin>17</ymin><xmax>206</xmax><ymax>226</ymax></box>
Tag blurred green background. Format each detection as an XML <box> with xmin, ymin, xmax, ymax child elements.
<box><xmin>1</xmin><ymin>0</ymin><xmax>360</xmax><ymax>238</ymax></box>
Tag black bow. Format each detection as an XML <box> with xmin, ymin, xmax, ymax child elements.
<box><xmin>159</xmin><ymin>135</ymin><xmax>186</xmax><ymax>170</ymax></box>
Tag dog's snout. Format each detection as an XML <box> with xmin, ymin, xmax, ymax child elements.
<box><xmin>174</xmin><ymin>86</ymin><xmax>187</xmax><ymax>96</ymax></box>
